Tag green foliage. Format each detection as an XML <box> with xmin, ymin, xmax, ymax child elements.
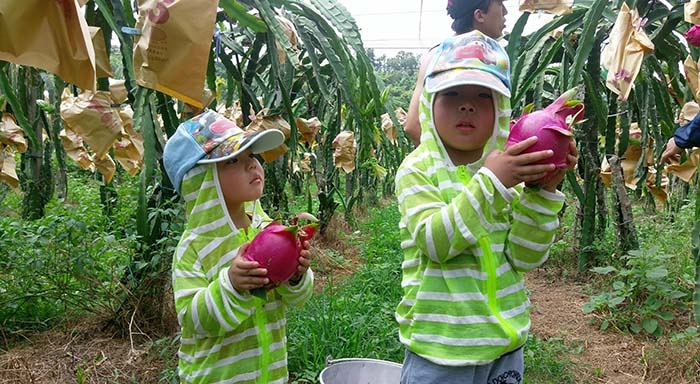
<box><xmin>0</xmin><ymin>173</ymin><xmax>139</xmax><ymax>338</ymax></box>
<box><xmin>368</xmin><ymin>49</ymin><xmax>420</xmax><ymax>109</ymax></box>
<box><xmin>286</xmin><ymin>203</ymin><xmax>404</xmax><ymax>382</ymax></box>
<box><xmin>583</xmin><ymin>247</ymin><xmax>692</xmax><ymax>336</ymax></box>
<box><xmin>523</xmin><ymin>335</ymin><xmax>581</xmax><ymax>384</ymax></box>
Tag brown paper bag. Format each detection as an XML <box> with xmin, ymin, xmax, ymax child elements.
<box><xmin>109</xmin><ymin>79</ymin><xmax>129</xmax><ymax>104</ymax></box>
<box><xmin>0</xmin><ymin>144</ymin><xmax>19</xmax><ymax>190</ymax></box>
<box><xmin>133</xmin><ymin>0</ymin><xmax>218</xmax><ymax>108</ymax></box>
<box><xmin>332</xmin><ymin>130</ymin><xmax>356</xmax><ymax>173</ymax></box>
<box><xmin>60</xmin><ymin>128</ymin><xmax>95</xmax><ymax>171</ymax></box>
<box><xmin>89</xmin><ymin>27</ymin><xmax>113</xmax><ymax>79</ymax></box>
<box><xmin>60</xmin><ymin>88</ymin><xmax>122</xmax><ymax>160</ymax></box>
<box><xmin>679</xmin><ymin>102</ymin><xmax>699</xmax><ymax>125</ymax></box>
<box><xmin>114</xmin><ymin>105</ymin><xmax>144</xmax><ymax>176</ymax></box>
<box><xmin>686</xmin><ymin>0</ymin><xmax>700</xmax><ymax>24</ymax></box>
<box><xmin>295</xmin><ymin>117</ymin><xmax>321</xmax><ymax>146</ymax></box>
<box><xmin>666</xmin><ymin>148</ymin><xmax>700</xmax><ymax>183</ymax></box>
<box><xmin>519</xmin><ymin>0</ymin><xmax>573</xmax><ymax>16</ymax></box>
<box><xmin>94</xmin><ymin>153</ymin><xmax>116</xmax><ymax>183</ymax></box>
<box><xmin>246</xmin><ymin>112</ymin><xmax>290</xmax><ymax>163</ymax></box>
<box><xmin>0</xmin><ymin>0</ymin><xmax>96</xmax><ymax>91</ymax></box>
<box><xmin>684</xmin><ymin>55</ymin><xmax>700</xmax><ymax>104</ymax></box>
<box><xmin>601</xmin><ymin>3</ymin><xmax>654</xmax><ymax>101</ymax></box>
<box><xmin>0</xmin><ymin>113</ymin><xmax>28</xmax><ymax>153</ymax></box>
<box><xmin>275</xmin><ymin>15</ymin><xmax>299</xmax><ymax>65</ymax></box>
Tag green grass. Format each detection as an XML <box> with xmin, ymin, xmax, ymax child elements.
<box><xmin>524</xmin><ymin>335</ymin><xmax>582</xmax><ymax>384</ymax></box>
<box><xmin>286</xmin><ymin>203</ymin><xmax>405</xmax><ymax>382</ymax></box>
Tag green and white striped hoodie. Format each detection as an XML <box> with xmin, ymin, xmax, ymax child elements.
<box><xmin>173</xmin><ymin>163</ymin><xmax>313</xmax><ymax>383</ymax></box>
<box><xmin>395</xmin><ymin>83</ymin><xmax>565</xmax><ymax>366</ymax></box>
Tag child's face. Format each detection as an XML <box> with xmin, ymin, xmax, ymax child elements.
<box><xmin>433</xmin><ymin>84</ymin><xmax>495</xmax><ymax>165</ymax></box>
<box><xmin>216</xmin><ymin>149</ymin><xmax>265</xmax><ymax>206</ymax></box>
<box><xmin>479</xmin><ymin>0</ymin><xmax>507</xmax><ymax>39</ymax></box>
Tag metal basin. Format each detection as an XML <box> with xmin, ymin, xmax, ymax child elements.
<box><xmin>319</xmin><ymin>358</ymin><xmax>402</xmax><ymax>384</ymax></box>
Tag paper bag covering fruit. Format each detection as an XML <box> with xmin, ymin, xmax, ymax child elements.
<box><xmin>332</xmin><ymin>130</ymin><xmax>356</xmax><ymax>173</ymax></box>
<box><xmin>684</xmin><ymin>55</ymin><xmax>700</xmax><ymax>104</ymax></box>
<box><xmin>275</xmin><ymin>15</ymin><xmax>299</xmax><ymax>65</ymax></box>
<box><xmin>687</xmin><ymin>0</ymin><xmax>700</xmax><ymax>25</ymax></box>
<box><xmin>519</xmin><ymin>0</ymin><xmax>573</xmax><ymax>16</ymax></box>
<box><xmin>89</xmin><ymin>27</ymin><xmax>113</xmax><ymax>79</ymax></box>
<box><xmin>295</xmin><ymin>117</ymin><xmax>321</xmax><ymax>146</ymax></box>
<box><xmin>60</xmin><ymin>89</ymin><xmax>122</xmax><ymax>161</ymax></box>
<box><xmin>113</xmin><ymin>106</ymin><xmax>145</xmax><ymax>176</ymax></box>
<box><xmin>0</xmin><ymin>0</ymin><xmax>96</xmax><ymax>91</ymax></box>
<box><xmin>245</xmin><ymin>110</ymin><xmax>290</xmax><ymax>163</ymax></box>
<box><xmin>60</xmin><ymin>128</ymin><xmax>95</xmax><ymax>171</ymax></box>
<box><xmin>109</xmin><ymin>79</ymin><xmax>129</xmax><ymax>104</ymax></box>
<box><xmin>601</xmin><ymin>3</ymin><xmax>654</xmax><ymax>101</ymax></box>
<box><xmin>0</xmin><ymin>146</ymin><xmax>19</xmax><ymax>190</ymax></box>
<box><xmin>679</xmin><ymin>102</ymin><xmax>700</xmax><ymax>125</ymax></box>
<box><xmin>133</xmin><ymin>0</ymin><xmax>218</xmax><ymax>109</ymax></box>
<box><xmin>60</xmin><ymin>88</ymin><xmax>142</xmax><ymax>182</ymax></box>
<box><xmin>381</xmin><ymin>107</ymin><xmax>407</xmax><ymax>145</ymax></box>
<box><xmin>599</xmin><ymin>124</ymin><xmax>672</xmax><ymax>208</ymax></box>
<box><xmin>0</xmin><ymin>113</ymin><xmax>28</xmax><ymax>154</ymax></box>
<box><xmin>0</xmin><ymin>113</ymin><xmax>27</xmax><ymax>190</ymax></box>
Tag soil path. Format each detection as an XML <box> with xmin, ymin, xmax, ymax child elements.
<box><xmin>527</xmin><ymin>270</ymin><xmax>648</xmax><ymax>383</ymax></box>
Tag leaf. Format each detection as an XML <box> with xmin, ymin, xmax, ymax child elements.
<box><xmin>655</xmin><ymin>311</ymin><xmax>675</xmax><ymax>321</ymax></box>
<box><xmin>582</xmin><ymin>302</ymin><xmax>596</xmax><ymax>313</ymax></box>
<box><xmin>629</xmin><ymin>323</ymin><xmax>642</xmax><ymax>334</ymax></box>
<box><xmin>568</xmin><ymin>0</ymin><xmax>607</xmax><ymax>88</ymax></box>
<box><xmin>506</xmin><ymin>12</ymin><xmax>529</xmax><ymax>62</ymax></box>
<box><xmin>252</xmin><ymin>0</ymin><xmax>299</xmax><ymax>67</ymax></box>
<box><xmin>512</xmin><ymin>35</ymin><xmax>563</xmax><ymax>106</ymax></box>
<box><xmin>591</xmin><ymin>266</ymin><xmax>617</xmax><ymax>274</ymax></box>
<box><xmin>609</xmin><ymin>296</ymin><xmax>625</xmax><ymax>306</ymax></box>
<box><xmin>220</xmin><ymin>0</ymin><xmax>267</xmax><ymax>33</ymax></box>
<box><xmin>646</xmin><ymin>266</ymin><xmax>668</xmax><ymax>280</ymax></box>
<box><xmin>642</xmin><ymin>318</ymin><xmax>659</xmax><ymax>335</ymax></box>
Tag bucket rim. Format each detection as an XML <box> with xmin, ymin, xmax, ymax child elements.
<box><xmin>324</xmin><ymin>357</ymin><xmax>402</xmax><ymax>368</ymax></box>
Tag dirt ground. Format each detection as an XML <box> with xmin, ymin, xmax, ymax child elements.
<box><xmin>527</xmin><ymin>269</ymin><xmax>700</xmax><ymax>384</ymax></box>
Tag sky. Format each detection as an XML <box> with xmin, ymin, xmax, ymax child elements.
<box><xmin>335</xmin><ymin>0</ymin><xmax>554</xmax><ymax>57</ymax></box>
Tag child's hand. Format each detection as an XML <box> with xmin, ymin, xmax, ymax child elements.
<box><xmin>290</xmin><ymin>240</ymin><xmax>313</xmax><ymax>284</ymax></box>
<box><xmin>228</xmin><ymin>243</ymin><xmax>270</xmax><ymax>292</ymax></box>
<box><xmin>484</xmin><ymin>136</ymin><xmax>556</xmax><ymax>188</ymax></box>
<box><xmin>539</xmin><ymin>140</ymin><xmax>578</xmax><ymax>192</ymax></box>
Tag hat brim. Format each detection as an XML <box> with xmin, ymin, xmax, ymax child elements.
<box><xmin>197</xmin><ymin>129</ymin><xmax>285</xmax><ymax>164</ymax></box>
<box><xmin>425</xmin><ymin>68</ymin><xmax>511</xmax><ymax>98</ymax></box>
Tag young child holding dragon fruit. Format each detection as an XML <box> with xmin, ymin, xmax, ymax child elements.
<box><xmin>163</xmin><ymin>110</ymin><xmax>314</xmax><ymax>384</ymax></box>
<box><xmin>394</xmin><ymin>31</ymin><xmax>578</xmax><ymax>383</ymax></box>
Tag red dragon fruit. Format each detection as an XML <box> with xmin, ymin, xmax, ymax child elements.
<box><xmin>686</xmin><ymin>25</ymin><xmax>700</xmax><ymax>47</ymax></box>
<box><xmin>244</xmin><ymin>213</ymin><xmax>318</xmax><ymax>283</ymax></box>
<box><xmin>506</xmin><ymin>88</ymin><xmax>584</xmax><ymax>185</ymax></box>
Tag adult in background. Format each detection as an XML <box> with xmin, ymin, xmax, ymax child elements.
<box><xmin>660</xmin><ymin>113</ymin><xmax>700</xmax><ymax>163</ymax></box>
<box><xmin>404</xmin><ymin>0</ymin><xmax>508</xmax><ymax>146</ymax></box>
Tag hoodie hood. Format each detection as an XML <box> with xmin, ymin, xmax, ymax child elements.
<box><xmin>412</xmin><ymin>31</ymin><xmax>512</xmax><ymax>201</ymax></box>
<box><xmin>180</xmin><ymin>163</ymin><xmax>270</xmax><ymax>240</ymax></box>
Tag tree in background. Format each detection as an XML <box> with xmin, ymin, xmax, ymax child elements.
<box><xmin>368</xmin><ymin>49</ymin><xmax>420</xmax><ymax>109</ymax></box>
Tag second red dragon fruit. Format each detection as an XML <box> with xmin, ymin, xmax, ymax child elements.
<box><xmin>506</xmin><ymin>88</ymin><xmax>584</xmax><ymax>184</ymax></box>
<box><xmin>244</xmin><ymin>213</ymin><xmax>318</xmax><ymax>283</ymax></box>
